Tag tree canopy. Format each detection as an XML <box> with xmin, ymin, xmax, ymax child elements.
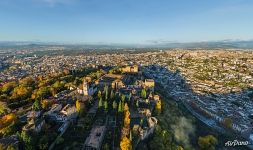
<box><xmin>141</xmin><ymin>89</ymin><xmax>147</xmax><ymax>99</ymax></box>
<box><xmin>104</xmin><ymin>100</ymin><xmax>108</xmax><ymax>111</ymax></box>
<box><xmin>32</xmin><ymin>100</ymin><xmax>41</xmax><ymax>110</ymax></box>
<box><xmin>99</xmin><ymin>97</ymin><xmax>103</xmax><ymax>109</ymax></box>
<box><xmin>198</xmin><ymin>135</ymin><xmax>218</xmax><ymax>150</ymax></box>
<box><xmin>223</xmin><ymin>117</ymin><xmax>232</xmax><ymax>129</ymax></box>
<box><xmin>118</xmin><ymin>101</ymin><xmax>123</xmax><ymax>113</ymax></box>
<box><xmin>120</xmin><ymin>137</ymin><xmax>132</xmax><ymax>150</ymax></box>
<box><xmin>0</xmin><ymin>102</ymin><xmax>9</xmax><ymax>116</ymax></box>
<box><xmin>124</xmin><ymin>103</ymin><xmax>130</xmax><ymax>128</ymax></box>
<box><xmin>113</xmin><ymin>100</ymin><xmax>117</xmax><ymax>110</ymax></box>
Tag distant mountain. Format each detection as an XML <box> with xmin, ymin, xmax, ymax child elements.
<box><xmin>1</xmin><ymin>40</ymin><xmax>253</xmax><ymax>49</ymax></box>
<box><xmin>146</xmin><ymin>40</ymin><xmax>253</xmax><ymax>49</ymax></box>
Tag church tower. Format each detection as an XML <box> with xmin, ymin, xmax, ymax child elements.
<box><xmin>83</xmin><ymin>79</ymin><xmax>89</xmax><ymax>96</ymax></box>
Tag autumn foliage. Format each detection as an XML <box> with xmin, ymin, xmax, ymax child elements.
<box><xmin>124</xmin><ymin>103</ymin><xmax>130</xmax><ymax>128</ymax></box>
<box><xmin>156</xmin><ymin>99</ymin><xmax>162</xmax><ymax>115</ymax></box>
<box><xmin>120</xmin><ymin>137</ymin><xmax>132</xmax><ymax>150</ymax></box>
<box><xmin>76</xmin><ymin>100</ymin><xmax>81</xmax><ymax>112</ymax></box>
<box><xmin>0</xmin><ymin>113</ymin><xmax>17</xmax><ymax>129</ymax></box>
<box><xmin>120</xmin><ymin>103</ymin><xmax>132</xmax><ymax>150</ymax></box>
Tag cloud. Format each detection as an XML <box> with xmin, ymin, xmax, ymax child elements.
<box><xmin>146</xmin><ymin>39</ymin><xmax>179</xmax><ymax>44</ymax></box>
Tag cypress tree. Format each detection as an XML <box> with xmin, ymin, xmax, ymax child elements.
<box><xmin>118</xmin><ymin>100</ymin><xmax>122</xmax><ymax>112</ymax></box>
<box><xmin>98</xmin><ymin>97</ymin><xmax>103</xmax><ymax>108</ymax></box>
<box><xmin>113</xmin><ymin>100</ymin><xmax>117</xmax><ymax>110</ymax></box>
<box><xmin>104</xmin><ymin>100</ymin><xmax>108</xmax><ymax>111</ymax></box>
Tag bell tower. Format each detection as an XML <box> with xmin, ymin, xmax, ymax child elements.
<box><xmin>83</xmin><ymin>79</ymin><xmax>89</xmax><ymax>96</ymax></box>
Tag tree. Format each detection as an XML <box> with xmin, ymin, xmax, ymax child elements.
<box><xmin>113</xmin><ymin>100</ymin><xmax>117</xmax><ymax>110</ymax></box>
<box><xmin>176</xmin><ymin>146</ymin><xmax>184</xmax><ymax>150</ymax></box>
<box><xmin>223</xmin><ymin>117</ymin><xmax>232</xmax><ymax>129</ymax></box>
<box><xmin>124</xmin><ymin>113</ymin><xmax>130</xmax><ymax>128</ymax></box>
<box><xmin>38</xmin><ymin>75</ymin><xmax>43</xmax><ymax>82</ymax></box>
<box><xmin>104</xmin><ymin>100</ymin><xmax>108</xmax><ymax>111</ymax></box>
<box><xmin>105</xmin><ymin>90</ymin><xmax>109</xmax><ymax>100</ymax></box>
<box><xmin>128</xmin><ymin>93</ymin><xmax>132</xmax><ymax>102</ymax></box>
<box><xmin>0</xmin><ymin>113</ymin><xmax>17</xmax><ymax>129</ymax></box>
<box><xmin>141</xmin><ymin>89</ymin><xmax>147</xmax><ymax>99</ymax></box>
<box><xmin>124</xmin><ymin>103</ymin><xmax>129</xmax><ymax>112</ymax></box>
<box><xmin>120</xmin><ymin>137</ymin><xmax>132</xmax><ymax>150</ymax></box>
<box><xmin>102</xmin><ymin>143</ymin><xmax>110</xmax><ymax>150</ymax></box>
<box><xmin>11</xmin><ymin>86</ymin><xmax>32</xmax><ymax>100</ymax></box>
<box><xmin>1</xmin><ymin>82</ymin><xmax>17</xmax><ymax>94</ymax></box>
<box><xmin>118</xmin><ymin>101</ymin><xmax>123</xmax><ymax>113</ymax></box>
<box><xmin>140</xmin><ymin>118</ymin><xmax>144</xmax><ymax>126</ymax></box>
<box><xmin>121</xmin><ymin>94</ymin><xmax>126</xmax><ymax>103</ymax></box>
<box><xmin>32</xmin><ymin>100</ymin><xmax>41</xmax><ymax>110</ymax></box>
<box><xmin>17</xmin><ymin>131</ymin><xmax>32</xmax><ymax>150</ymax></box>
<box><xmin>73</xmin><ymin>77</ymin><xmax>82</xmax><ymax>86</ymax></box>
<box><xmin>110</xmin><ymin>90</ymin><xmax>115</xmax><ymax>99</ymax></box>
<box><xmin>7</xmin><ymin>144</ymin><xmax>16</xmax><ymax>150</ymax></box>
<box><xmin>198</xmin><ymin>135</ymin><xmax>217</xmax><ymax>150</ymax></box>
<box><xmin>0</xmin><ymin>94</ymin><xmax>8</xmax><ymax>102</ymax></box>
<box><xmin>52</xmin><ymin>81</ymin><xmax>64</xmax><ymax>93</ymax></box>
<box><xmin>49</xmin><ymin>87</ymin><xmax>57</xmax><ymax>97</ymax></box>
<box><xmin>98</xmin><ymin>90</ymin><xmax>102</xmax><ymax>98</ymax></box>
<box><xmin>20</xmin><ymin>76</ymin><xmax>35</xmax><ymax>87</ymax></box>
<box><xmin>34</xmin><ymin>87</ymin><xmax>51</xmax><ymax>100</ymax></box>
<box><xmin>148</xmin><ymin>125</ymin><xmax>173</xmax><ymax>150</ymax></box>
<box><xmin>124</xmin><ymin>103</ymin><xmax>130</xmax><ymax>128</ymax></box>
<box><xmin>104</xmin><ymin>86</ymin><xmax>109</xmax><ymax>100</ymax></box>
<box><xmin>0</xmin><ymin>121</ymin><xmax>17</xmax><ymax>136</ymax></box>
<box><xmin>129</xmin><ymin>130</ymin><xmax>132</xmax><ymax>141</ymax></box>
<box><xmin>55</xmin><ymin>136</ymin><xmax>64</xmax><ymax>145</ymax></box>
<box><xmin>0</xmin><ymin>121</ymin><xmax>16</xmax><ymax>136</ymax></box>
<box><xmin>0</xmin><ymin>102</ymin><xmax>9</xmax><ymax>116</ymax></box>
<box><xmin>41</xmin><ymin>99</ymin><xmax>49</xmax><ymax>109</ymax></box>
<box><xmin>31</xmin><ymin>89</ymin><xmax>38</xmax><ymax>100</ymax></box>
<box><xmin>156</xmin><ymin>99</ymin><xmax>162</xmax><ymax>115</ymax></box>
<box><xmin>76</xmin><ymin>100</ymin><xmax>81</xmax><ymax>112</ymax></box>
<box><xmin>38</xmin><ymin>136</ymin><xmax>49</xmax><ymax>150</ymax></box>
<box><xmin>0</xmin><ymin>144</ymin><xmax>5</xmax><ymax>150</ymax></box>
<box><xmin>99</xmin><ymin>97</ymin><xmax>103</xmax><ymax>109</ymax></box>
<box><xmin>135</xmin><ymin>100</ymin><xmax>139</xmax><ymax>108</ymax></box>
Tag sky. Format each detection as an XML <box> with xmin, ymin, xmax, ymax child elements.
<box><xmin>0</xmin><ymin>0</ymin><xmax>253</xmax><ymax>44</ymax></box>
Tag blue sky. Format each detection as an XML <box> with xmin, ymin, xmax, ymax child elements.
<box><xmin>0</xmin><ymin>0</ymin><xmax>253</xmax><ymax>44</ymax></box>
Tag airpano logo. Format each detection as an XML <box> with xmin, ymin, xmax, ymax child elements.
<box><xmin>225</xmin><ymin>140</ymin><xmax>251</xmax><ymax>147</ymax></box>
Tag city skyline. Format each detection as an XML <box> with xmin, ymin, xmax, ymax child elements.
<box><xmin>0</xmin><ymin>0</ymin><xmax>253</xmax><ymax>44</ymax></box>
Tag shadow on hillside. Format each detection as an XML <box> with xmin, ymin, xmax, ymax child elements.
<box><xmin>143</xmin><ymin>64</ymin><xmax>252</xmax><ymax>150</ymax></box>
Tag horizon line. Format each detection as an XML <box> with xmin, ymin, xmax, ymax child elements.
<box><xmin>1</xmin><ymin>38</ymin><xmax>253</xmax><ymax>46</ymax></box>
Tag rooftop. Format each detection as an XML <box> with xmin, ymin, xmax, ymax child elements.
<box><xmin>84</xmin><ymin>126</ymin><xmax>106</xmax><ymax>149</ymax></box>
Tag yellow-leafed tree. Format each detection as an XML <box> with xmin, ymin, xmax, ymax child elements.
<box><xmin>76</xmin><ymin>100</ymin><xmax>85</xmax><ymax>117</ymax></box>
<box><xmin>120</xmin><ymin>137</ymin><xmax>132</xmax><ymax>150</ymax></box>
<box><xmin>156</xmin><ymin>99</ymin><xmax>162</xmax><ymax>115</ymax></box>
<box><xmin>0</xmin><ymin>113</ymin><xmax>16</xmax><ymax>129</ymax></box>
<box><xmin>176</xmin><ymin>146</ymin><xmax>184</xmax><ymax>150</ymax></box>
<box><xmin>124</xmin><ymin>103</ymin><xmax>129</xmax><ymax>112</ymax></box>
<box><xmin>41</xmin><ymin>99</ymin><xmax>49</xmax><ymax>109</ymax></box>
<box><xmin>76</xmin><ymin>100</ymin><xmax>81</xmax><ymax>112</ymax></box>
<box><xmin>124</xmin><ymin>103</ymin><xmax>130</xmax><ymax>128</ymax></box>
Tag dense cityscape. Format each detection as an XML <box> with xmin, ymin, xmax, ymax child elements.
<box><xmin>1</xmin><ymin>0</ymin><xmax>253</xmax><ymax>150</ymax></box>
<box><xmin>0</xmin><ymin>47</ymin><xmax>253</xmax><ymax>150</ymax></box>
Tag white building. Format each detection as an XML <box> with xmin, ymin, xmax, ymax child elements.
<box><xmin>83</xmin><ymin>79</ymin><xmax>97</xmax><ymax>96</ymax></box>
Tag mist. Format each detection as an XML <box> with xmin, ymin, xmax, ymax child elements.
<box><xmin>171</xmin><ymin>117</ymin><xmax>195</xmax><ymax>148</ymax></box>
